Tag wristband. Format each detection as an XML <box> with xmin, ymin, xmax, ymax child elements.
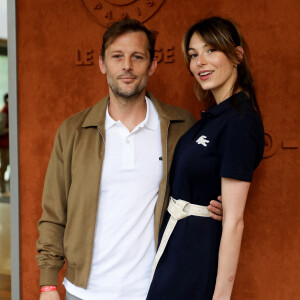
<box><xmin>41</xmin><ymin>286</ymin><xmax>57</xmax><ymax>292</ymax></box>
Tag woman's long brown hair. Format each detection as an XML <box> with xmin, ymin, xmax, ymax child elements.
<box><xmin>182</xmin><ymin>17</ymin><xmax>261</xmax><ymax>116</ymax></box>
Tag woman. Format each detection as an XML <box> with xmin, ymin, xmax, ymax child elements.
<box><xmin>147</xmin><ymin>17</ymin><xmax>264</xmax><ymax>300</ymax></box>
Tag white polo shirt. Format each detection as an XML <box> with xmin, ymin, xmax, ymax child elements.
<box><xmin>64</xmin><ymin>97</ymin><xmax>163</xmax><ymax>300</ymax></box>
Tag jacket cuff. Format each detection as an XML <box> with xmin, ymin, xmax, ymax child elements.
<box><xmin>39</xmin><ymin>268</ymin><xmax>60</xmax><ymax>287</ymax></box>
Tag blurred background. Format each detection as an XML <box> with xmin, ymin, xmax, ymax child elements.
<box><xmin>0</xmin><ymin>1</ymin><xmax>11</xmax><ymax>299</ymax></box>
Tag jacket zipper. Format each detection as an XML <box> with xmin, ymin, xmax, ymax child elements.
<box><xmin>96</xmin><ymin>126</ymin><xmax>105</xmax><ymax>223</ymax></box>
<box><xmin>87</xmin><ymin>126</ymin><xmax>105</xmax><ymax>283</ymax></box>
<box><xmin>158</xmin><ymin>121</ymin><xmax>170</xmax><ymax>229</ymax></box>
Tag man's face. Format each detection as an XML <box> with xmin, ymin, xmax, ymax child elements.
<box><xmin>99</xmin><ymin>31</ymin><xmax>157</xmax><ymax>100</ymax></box>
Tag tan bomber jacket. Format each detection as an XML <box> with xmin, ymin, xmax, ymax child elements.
<box><xmin>36</xmin><ymin>91</ymin><xmax>196</xmax><ymax>288</ymax></box>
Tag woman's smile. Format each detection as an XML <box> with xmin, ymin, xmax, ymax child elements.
<box><xmin>188</xmin><ymin>33</ymin><xmax>238</xmax><ymax>103</ymax></box>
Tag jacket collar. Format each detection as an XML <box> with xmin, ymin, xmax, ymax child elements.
<box><xmin>147</xmin><ymin>91</ymin><xmax>187</xmax><ymax>122</ymax></box>
<box><xmin>82</xmin><ymin>95</ymin><xmax>108</xmax><ymax>129</ymax></box>
<box><xmin>82</xmin><ymin>91</ymin><xmax>186</xmax><ymax>129</ymax></box>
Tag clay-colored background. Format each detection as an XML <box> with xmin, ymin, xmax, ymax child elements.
<box><xmin>16</xmin><ymin>0</ymin><xmax>299</xmax><ymax>299</ymax></box>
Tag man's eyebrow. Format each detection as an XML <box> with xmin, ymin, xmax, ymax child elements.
<box><xmin>132</xmin><ymin>51</ymin><xmax>147</xmax><ymax>56</ymax></box>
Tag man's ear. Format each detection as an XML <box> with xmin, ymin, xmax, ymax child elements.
<box><xmin>235</xmin><ymin>46</ymin><xmax>244</xmax><ymax>65</ymax></box>
<box><xmin>99</xmin><ymin>56</ymin><xmax>106</xmax><ymax>74</ymax></box>
<box><xmin>148</xmin><ymin>58</ymin><xmax>158</xmax><ymax>76</ymax></box>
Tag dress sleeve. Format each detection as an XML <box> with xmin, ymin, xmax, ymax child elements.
<box><xmin>219</xmin><ymin>113</ymin><xmax>264</xmax><ymax>182</ymax></box>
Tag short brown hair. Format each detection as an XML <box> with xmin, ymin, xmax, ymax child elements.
<box><xmin>101</xmin><ymin>18</ymin><xmax>156</xmax><ymax>62</ymax></box>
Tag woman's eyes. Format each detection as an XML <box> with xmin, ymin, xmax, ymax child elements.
<box><xmin>188</xmin><ymin>53</ymin><xmax>198</xmax><ymax>59</ymax></box>
<box><xmin>188</xmin><ymin>49</ymin><xmax>216</xmax><ymax>59</ymax></box>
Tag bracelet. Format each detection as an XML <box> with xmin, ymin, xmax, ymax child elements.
<box><xmin>41</xmin><ymin>286</ymin><xmax>57</xmax><ymax>292</ymax></box>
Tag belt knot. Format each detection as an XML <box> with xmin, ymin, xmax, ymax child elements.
<box><xmin>167</xmin><ymin>198</ymin><xmax>189</xmax><ymax>220</ymax></box>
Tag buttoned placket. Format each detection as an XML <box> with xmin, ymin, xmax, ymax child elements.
<box><xmin>105</xmin><ymin>96</ymin><xmax>155</xmax><ymax>170</ymax></box>
<box><xmin>116</xmin><ymin>121</ymin><xmax>147</xmax><ymax>170</ymax></box>
<box><xmin>119</xmin><ymin>123</ymin><xmax>135</xmax><ymax>169</ymax></box>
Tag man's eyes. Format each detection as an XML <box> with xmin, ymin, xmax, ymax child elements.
<box><xmin>111</xmin><ymin>54</ymin><xmax>144</xmax><ymax>60</ymax></box>
<box><xmin>133</xmin><ymin>55</ymin><xmax>144</xmax><ymax>60</ymax></box>
<box><xmin>112</xmin><ymin>54</ymin><xmax>122</xmax><ymax>59</ymax></box>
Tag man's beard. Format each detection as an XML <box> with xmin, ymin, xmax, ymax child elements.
<box><xmin>107</xmin><ymin>71</ymin><xmax>148</xmax><ymax>101</ymax></box>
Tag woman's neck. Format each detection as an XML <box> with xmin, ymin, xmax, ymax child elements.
<box><xmin>213</xmin><ymin>87</ymin><xmax>242</xmax><ymax>105</ymax></box>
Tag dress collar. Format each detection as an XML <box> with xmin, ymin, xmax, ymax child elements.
<box><xmin>201</xmin><ymin>91</ymin><xmax>249</xmax><ymax>118</ymax></box>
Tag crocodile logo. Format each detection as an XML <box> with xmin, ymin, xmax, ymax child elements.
<box><xmin>196</xmin><ymin>135</ymin><xmax>210</xmax><ymax>147</ymax></box>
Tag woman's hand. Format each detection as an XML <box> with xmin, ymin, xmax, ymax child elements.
<box><xmin>212</xmin><ymin>295</ymin><xmax>230</xmax><ymax>300</ymax></box>
<box><xmin>208</xmin><ymin>196</ymin><xmax>223</xmax><ymax>221</ymax></box>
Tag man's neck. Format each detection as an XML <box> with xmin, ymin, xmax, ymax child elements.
<box><xmin>108</xmin><ymin>91</ymin><xmax>147</xmax><ymax>132</ymax></box>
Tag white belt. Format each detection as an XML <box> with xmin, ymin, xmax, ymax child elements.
<box><xmin>150</xmin><ymin>197</ymin><xmax>210</xmax><ymax>281</ymax></box>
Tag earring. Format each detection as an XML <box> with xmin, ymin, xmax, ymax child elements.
<box><xmin>234</xmin><ymin>64</ymin><xmax>238</xmax><ymax>68</ymax></box>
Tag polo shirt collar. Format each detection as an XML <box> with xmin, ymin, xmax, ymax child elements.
<box><xmin>82</xmin><ymin>91</ymin><xmax>188</xmax><ymax>131</ymax></box>
<box><xmin>143</xmin><ymin>96</ymin><xmax>159</xmax><ymax>130</ymax></box>
<box><xmin>105</xmin><ymin>105</ymin><xmax>117</xmax><ymax>130</ymax></box>
<box><xmin>203</xmin><ymin>91</ymin><xmax>248</xmax><ymax>118</ymax></box>
<box><xmin>105</xmin><ymin>96</ymin><xmax>158</xmax><ymax>131</ymax></box>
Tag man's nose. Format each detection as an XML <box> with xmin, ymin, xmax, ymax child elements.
<box><xmin>122</xmin><ymin>56</ymin><xmax>133</xmax><ymax>71</ymax></box>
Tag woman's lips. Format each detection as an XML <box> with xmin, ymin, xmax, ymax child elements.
<box><xmin>198</xmin><ymin>70</ymin><xmax>214</xmax><ymax>80</ymax></box>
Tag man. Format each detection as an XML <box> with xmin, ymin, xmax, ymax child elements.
<box><xmin>0</xmin><ymin>93</ymin><xmax>9</xmax><ymax>197</ymax></box>
<box><xmin>37</xmin><ymin>19</ymin><xmax>223</xmax><ymax>300</ymax></box>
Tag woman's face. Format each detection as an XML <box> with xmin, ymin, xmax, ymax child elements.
<box><xmin>188</xmin><ymin>33</ymin><xmax>238</xmax><ymax>103</ymax></box>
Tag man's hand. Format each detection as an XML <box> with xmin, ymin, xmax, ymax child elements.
<box><xmin>208</xmin><ymin>196</ymin><xmax>223</xmax><ymax>221</ymax></box>
<box><xmin>40</xmin><ymin>291</ymin><xmax>60</xmax><ymax>300</ymax></box>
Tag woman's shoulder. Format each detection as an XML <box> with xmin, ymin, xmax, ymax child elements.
<box><xmin>227</xmin><ymin>92</ymin><xmax>263</xmax><ymax>129</ymax></box>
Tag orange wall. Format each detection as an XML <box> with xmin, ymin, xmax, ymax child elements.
<box><xmin>17</xmin><ymin>0</ymin><xmax>300</xmax><ymax>299</ymax></box>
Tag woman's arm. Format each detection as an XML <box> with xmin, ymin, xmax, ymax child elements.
<box><xmin>213</xmin><ymin>177</ymin><xmax>250</xmax><ymax>300</ymax></box>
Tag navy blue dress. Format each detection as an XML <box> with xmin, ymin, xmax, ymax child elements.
<box><xmin>147</xmin><ymin>92</ymin><xmax>264</xmax><ymax>300</ymax></box>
